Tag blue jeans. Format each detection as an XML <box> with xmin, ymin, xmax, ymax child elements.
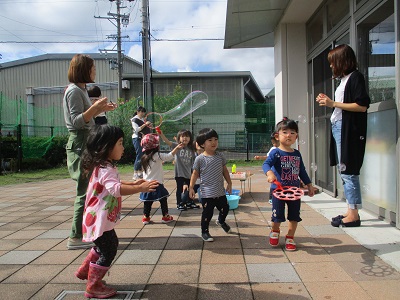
<box><xmin>132</xmin><ymin>137</ymin><xmax>143</xmax><ymax>171</ymax></box>
<box><xmin>332</xmin><ymin>120</ymin><xmax>362</xmax><ymax>209</ymax></box>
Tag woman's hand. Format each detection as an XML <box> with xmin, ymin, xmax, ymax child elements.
<box><xmin>316</xmin><ymin>93</ymin><xmax>334</xmax><ymax>108</ymax></box>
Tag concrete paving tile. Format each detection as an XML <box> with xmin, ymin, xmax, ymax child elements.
<box><xmin>284</xmin><ymin>246</ymin><xmax>333</xmax><ymax>263</ymax></box>
<box><xmin>164</xmin><ymin>237</ymin><xmax>203</xmax><ymax>250</ymax></box>
<box><xmin>0</xmin><ymin>222</ymin><xmax>32</xmax><ymax>231</ymax></box>
<box><xmin>240</xmin><ymin>235</ymin><xmax>267</xmax><ymax>249</ymax></box>
<box><xmin>337</xmin><ymin>260</ymin><xmax>400</xmax><ymax>281</ymax></box>
<box><xmin>251</xmin><ymin>283</ymin><xmax>311</xmax><ymax>300</ymax></box>
<box><xmin>314</xmin><ymin>234</ymin><xmax>361</xmax><ymax>246</ymax></box>
<box><xmin>127</xmin><ymin>237</ymin><xmax>169</xmax><ymax>250</ymax></box>
<box><xmin>247</xmin><ymin>263</ymin><xmax>301</xmax><ymax>283</ymax></box>
<box><xmin>197</xmin><ymin>283</ymin><xmax>253</xmax><ymax>300</ymax></box>
<box><xmin>15</xmin><ymin>239</ymin><xmax>65</xmax><ymax>251</ymax></box>
<box><xmin>304</xmin><ymin>281</ymin><xmax>372</xmax><ymax>300</ymax></box>
<box><xmin>149</xmin><ymin>264</ymin><xmax>199</xmax><ymax>284</ymax></box>
<box><xmin>106</xmin><ymin>265</ymin><xmax>155</xmax><ymax>285</ymax></box>
<box><xmin>171</xmin><ymin>227</ymin><xmax>201</xmax><ymax>238</ymax></box>
<box><xmin>202</xmin><ymin>236</ymin><xmax>242</xmax><ymax>249</ymax></box>
<box><xmin>0</xmin><ymin>283</ymin><xmax>45</xmax><ymax>300</ymax></box>
<box><xmin>243</xmin><ymin>248</ymin><xmax>289</xmax><ymax>264</ymax></box>
<box><xmin>22</xmin><ymin>222</ymin><xmax>60</xmax><ymax>230</ymax></box>
<box><xmin>0</xmin><ymin>250</ymin><xmax>45</xmax><ymax>264</ymax></box>
<box><xmin>202</xmin><ymin>248</ymin><xmax>244</xmax><ymax>264</ymax></box>
<box><xmin>326</xmin><ymin>244</ymin><xmax>378</xmax><ymax>262</ymax></box>
<box><xmin>0</xmin><ymin>230</ymin><xmax>15</xmax><ymax>239</ymax></box>
<box><xmin>358</xmin><ymin>280</ymin><xmax>400</xmax><ymax>300</ymax></box>
<box><xmin>114</xmin><ymin>249</ymin><xmax>162</xmax><ymax>265</ymax></box>
<box><xmin>238</xmin><ymin>227</ymin><xmax>268</xmax><ymax>237</ymax></box>
<box><xmin>293</xmin><ymin>261</ymin><xmax>353</xmax><ymax>282</ymax></box>
<box><xmin>115</xmin><ymin>228</ymin><xmax>140</xmax><ymax>239</ymax></box>
<box><xmin>158</xmin><ymin>249</ymin><xmax>202</xmax><ymax>265</ymax></box>
<box><xmin>49</xmin><ymin>265</ymin><xmax>85</xmax><ymax>284</ymax></box>
<box><xmin>0</xmin><ymin>264</ymin><xmax>24</xmax><ymax>281</ymax></box>
<box><xmin>36</xmin><ymin>229</ymin><xmax>70</xmax><ymax>239</ymax></box>
<box><xmin>142</xmin><ymin>284</ymin><xmax>198</xmax><ymax>300</ymax></box>
<box><xmin>136</xmin><ymin>228</ymin><xmax>172</xmax><ymax>238</ymax></box>
<box><xmin>43</xmin><ymin>205</ymin><xmax>70</xmax><ymax>211</ymax></box>
<box><xmin>199</xmin><ymin>264</ymin><xmax>248</xmax><ymax>283</ymax></box>
<box><xmin>303</xmin><ymin>224</ymin><xmax>345</xmax><ymax>236</ymax></box>
<box><xmin>3</xmin><ymin>264</ymin><xmax>66</xmax><ymax>283</ymax></box>
<box><xmin>3</xmin><ymin>229</ymin><xmax>46</xmax><ymax>240</ymax></box>
<box><xmin>31</xmin><ymin>250</ymin><xmax>82</xmax><ymax>264</ymax></box>
<box><xmin>41</xmin><ymin>215</ymin><xmax>71</xmax><ymax>223</ymax></box>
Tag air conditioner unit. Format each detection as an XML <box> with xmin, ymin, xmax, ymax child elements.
<box><xmin>122</xmin><ymin>80</ymin><xmax>130</xmax><ymax>90</ymax></box>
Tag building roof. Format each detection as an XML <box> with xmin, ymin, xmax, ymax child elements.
<box><xmin>0</xmin><ymin>53</ymin><xmax>142</xmax><ymax>69</ymax></box>
<box><xmin>224</xmin><ymin>0</ymin><xmax>323</xmax><ymax>49</ymax></box>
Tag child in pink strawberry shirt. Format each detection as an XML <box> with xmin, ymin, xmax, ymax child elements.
<box><xmin>75</xmin><ymin>125</ymin><xmax>159</xmax><ymax>299</ymax></box>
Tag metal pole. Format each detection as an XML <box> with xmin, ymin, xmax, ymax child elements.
<box><xmin>141</xmin><ymin>0</ymin><xmax>152</xmax><ymax>112</ymax></box>
<box><xmin>116</xmin><ymin>0</ymin><xmax>123</xmax><ymax>100</ymax></box>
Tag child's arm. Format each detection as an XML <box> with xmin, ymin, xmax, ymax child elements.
<box><xmin>170</xmin><ymin>143</ymin><xmax>184</xmax><ymax>155</ymax></box>
<box><xmin>189</xmin><ymin>170</ymin><xmax>199</xmax><ymax>199</ymax></box>
<box><xmin>120</xmin><ymin>179</ymin><xmax>159</xmax><ymax>196</ymax></box>
<box><xmin>157</xmin><ymin>129</ymin><xmax>173</xmax><ymax>147</ymax></box>
<box><xmin>222</xmin><ymin>165</ymin><xmax>232</xmax><ymax>194</ymax></box>
<box><xmin>254</xmin><ymin>155</ymin><xmax>267</xmax><ymax>160</ymax></box>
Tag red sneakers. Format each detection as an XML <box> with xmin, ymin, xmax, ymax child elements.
<box><xmin>285</xmin><ymin>235</ymin><xmax>296</xmax><ymax>251</ymax></box>
<box><xmin>161</xmin><ymin>214</ymin><xmax>174</xmax><ymax>223</ymax></box>
<box><xmin>269</xmin><ymin>230</ymin><xmax>280</xmax><ymax>247</ymax></box>
<box><xmin>142</xmin><ymin>216</ymin><xmax>151</xmax><ymax>225</ymax></box>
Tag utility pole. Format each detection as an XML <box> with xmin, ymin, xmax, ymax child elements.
<box><xmin>96</xmin><ymin>0</ymin><xmax>133</xmax><ymax>100</ymax></box>
<box><xmin>141</xmin><ymin>0</ymin><xmax>152</xmax><ymax>112</ymax></box>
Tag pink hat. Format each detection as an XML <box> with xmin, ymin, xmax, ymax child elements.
<box><xmin>141</xmin><ymin>134</ymin><xmax>159</xmax><ymax>151</ymax></box>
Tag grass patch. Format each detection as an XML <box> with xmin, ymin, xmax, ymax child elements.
<box><xmin>0</xmin><ymin>160</ymin><xmax>262</xmax><ymax>186</ymax></box>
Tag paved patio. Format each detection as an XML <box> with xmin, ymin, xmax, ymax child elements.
<box><xmin>1</xmin><ymin>166</ymin><xmax>400</xmax><ymax>299</ymax></box>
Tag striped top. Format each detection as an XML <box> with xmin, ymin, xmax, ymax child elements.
<box><xmin>192</xmin><ymin>152</ymin><xmax>226</xmax><ymax>198</ymax></box>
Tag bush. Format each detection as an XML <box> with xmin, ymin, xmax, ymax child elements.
<box><xmin>21</xmin><ymin>157</ymin><xmax>51</xmax><ymax>170</ymax></box>
<box><xmin>43</xmin><ymin>136</ymin><xmax>68</xmax><ymax>167</ymax></box>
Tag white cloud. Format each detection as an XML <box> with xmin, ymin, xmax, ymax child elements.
<box><xmin>0</xmin><ymin>0</ymin><xmax>274</xmax><ymax>94</ymax></box>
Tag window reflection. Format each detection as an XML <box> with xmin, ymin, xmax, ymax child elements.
<box><xmin>357</xmin><ymin>1</ymin><xmax>395</xmax><ymax>103</ymax></box>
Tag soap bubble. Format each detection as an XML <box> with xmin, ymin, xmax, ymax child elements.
<box><xmin>310</xmin><ymin>163</ymin><xmax>318</xmax><ymax>172</ymax></box>
<box><xmin>161</xmin><ymin>91</ymin><xmax>208</xmax><ymax>122</ymax></box>
<box><xmin>338</xmin><ymin>163</ymin><xmax>346</xmax><ymax>172</ymax></box>
<box><xmin>298</xmin><ymin>115</ymin><xmax>307</xmax><ymax>123</ymax></box>
<box><xmin>299</xmin><ymin>139</ymin><xmax>306</xmax><ymax>145</ymax></box>
<box><xmin>315</xmin><ymin>134</ymin><xmax>319</xmax><ymax>139</ymax></box>
<box><xmin>360</xmin><ymin>136</ymin><xmax>365</xmax><ymax>140</ymax></box>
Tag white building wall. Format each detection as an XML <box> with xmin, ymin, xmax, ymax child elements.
<box><xmin>274</xmin><ymin>23</ymin><xmax>311</xmax><ymax>172</ymax></box>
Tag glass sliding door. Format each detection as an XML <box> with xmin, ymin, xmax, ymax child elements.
<box><xmin>311</xmin><ymin>47</ymin><xmax>335</xmax><ymax>194</ymax></box>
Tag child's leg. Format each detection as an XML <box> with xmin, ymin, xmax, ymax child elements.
<box><xmin>143</xmin><ymin>201</ymin><xmax>153</xmax><ymax>218</ymax></box>
<box><xmin>215</xmin><ymin>195</ymin><xmax>229</xmax><ymax>224</ymax></box>
<box><xmin>201</xmin><ymin>198</ymin><xmax>215</xmax><ymax>233</ymax></box>
<box><xmin>93</xmin><ymin>229</ymin><xmax>119</xmax><ymax>267</ymax></box>
<box><xmin>287</xmin><ymin>221</ymin><xmax>298</xmax><ymax>237</ymax></box>
<box><xmin>175</xmin><ymin>177</ymin><xmax>185</xmax><ymax>207</ymax></box>
<box><xmin>159</xmin><ymin>197</ymin><xmax>169</xmax><ymax>216</ymax></box>
<box><xmin>286</xmin><ymin>199</ymin><xmax>302</xmax><ymax>237</ymax></box>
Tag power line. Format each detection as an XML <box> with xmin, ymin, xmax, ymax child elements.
<box><xmin>0</xmin><ymin>38</ymin><xmax>224</xmax><ymax>44</ymax></box>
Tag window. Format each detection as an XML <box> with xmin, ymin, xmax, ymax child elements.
<box><xmin>327</xmin><ymin>0</ymin><xmax>349</xmax><ymax>32</ymax></box>
<box><xmin>357</xmin><ymin>0</ymin><xmax>395</xmax><ymax>104</ymax></box>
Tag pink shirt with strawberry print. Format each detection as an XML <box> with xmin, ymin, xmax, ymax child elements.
<box><xmin>82</xmin><ymin>164</ymin><xmax>122</xmax><ymax>242</ymax></box>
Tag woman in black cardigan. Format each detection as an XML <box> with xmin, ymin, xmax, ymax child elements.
<box><xmin>316</xmin><ymin>44</ymin><xmax>370</xmax><ymax>227</ymax></box>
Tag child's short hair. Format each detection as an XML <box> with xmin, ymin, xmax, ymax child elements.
<box><xmin>87</xmin><ymin>85</ymin><xmax>101</xmax><ymax>98</ymax></box>
<box><xmin>275</xmin><ymin>117</ymin><xmax>298</xmax><ymax>133</ymax></box>
<box><xmin>270</xmin><ymin>132</ymin><xmax>276</xmax><ymax>141</ymax></box>
<box><xmin>196</xmin><ymin>128</ymin><xmax>218</xmax><ymax>148</ymax></box>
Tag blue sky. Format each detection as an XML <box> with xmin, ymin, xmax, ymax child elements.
<box><xmin>0</xmin><ymin>0</ymin><xmax>274</xmax><ymax>95</ymax></box>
